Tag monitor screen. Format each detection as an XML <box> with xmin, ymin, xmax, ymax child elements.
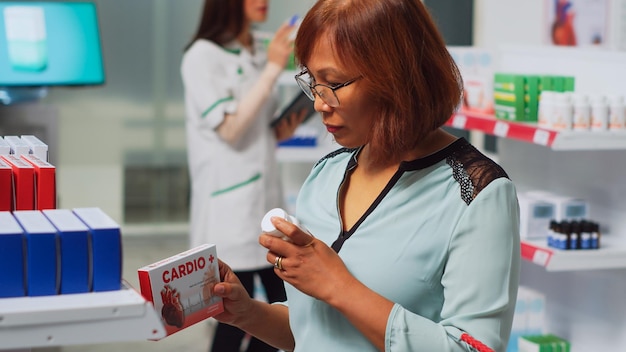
<box><xmin>0</xmin><ymin>2</ymin><xmax>105</xmax><ymax>87</ymax></box>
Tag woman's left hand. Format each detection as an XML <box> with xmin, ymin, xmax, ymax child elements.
<box><xmin>259</xmin><ymin>217</ymin><xmax>355</xmax><ymax>303</ymax></box>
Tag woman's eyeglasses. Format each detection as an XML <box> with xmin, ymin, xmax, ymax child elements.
<box><xmin>294</xmin><ymin>69</ymin><xmax>361</xmax><ymax>108</ymax></box>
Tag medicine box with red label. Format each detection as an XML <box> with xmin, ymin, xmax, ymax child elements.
<box><xmin>0</xmin><ymin>159</ymin><xmax>12</xmax><ymax>211</ymax></box>
<box><xmin>0</xmin><ymin>137</ymin><xmax>10</xmax><ymax>156</ymax></box>
<box><xmin>22</xmin><ymin>154</ymin><xmax>56</xmax><ymax>210</ymax></box>
<box><xmin>1</xmin><ymin>154</ymin><xmax>35</xmax><ymax>211</ymax></box>
<box><xmin>137</xmin><ymin>243</ymin><xmax>224</xmax><ymax>338</ymax></box>
<box><xmin>21</xmin><ymin>134</ymin><xmax>49</xmax><ymax>161</ymax></box>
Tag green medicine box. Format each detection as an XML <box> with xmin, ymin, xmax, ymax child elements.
<box><xmin>524</xmin><ymin>75</ymin><xmax>540</xmax><ymax>122</ymax></box>
<box><xmin>494</xmin><ymin>73</ymin><xmax>525</xmax><ymax>121</ymax></box>
<box><xmin>518</xmin><ymin>334</ymin><xmax>571</xmax><ymax>352</ymax></box>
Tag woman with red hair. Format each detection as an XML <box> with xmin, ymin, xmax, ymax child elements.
<box><xmin>210</xmin><ymin>1</ymin><xmax>520</xmax><ymax>351</ymax></box>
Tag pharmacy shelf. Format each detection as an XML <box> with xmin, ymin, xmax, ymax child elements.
<box><xmin>446</xmin><ymin>112</ymin><xmax>626</xmax><ymax>150</ymax></box>
<box><xmin>0</xmin><ymin>282</ymin><xmax>165</xmax><ymax>350</ymax></box>
<box><xmin>521</xmin><ymin>236</ymin><xmax>626</xmax><ymax>271</ymax></box>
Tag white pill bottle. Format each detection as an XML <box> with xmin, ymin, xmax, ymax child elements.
<box><xmin>261</xmin><ymin>208</ymin><xmax>308</xmax><ymax>241</ymax></box>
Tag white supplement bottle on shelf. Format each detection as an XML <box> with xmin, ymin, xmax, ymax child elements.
<box><xmin>552</xmin><ymin>92</ymin><xmax>573</xmax><ymax>130</ymax></box>
<box><xmin>538</xmin><ymin>91</ymin><xmax>556</xmax><ymax>129</ymax></box>
<box><xmin>608</xmin><ymin>95</ymin><xmax>625</xmax><ymax>131</ymax></box>
<box><xmin>590</xmin><ymin>94</ymin><xmax>609</xmax><ymax>131</ymax></box>
<box><xmin>571</xmin><ymin>93</ymin><xmax>591</xmax><ymax>131</ymax></box>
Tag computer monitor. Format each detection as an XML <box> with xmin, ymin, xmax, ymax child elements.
<box><xmin>0</xmin><ymin>2</ymin><xmax>105</xmax><ymax>87</ymax></box>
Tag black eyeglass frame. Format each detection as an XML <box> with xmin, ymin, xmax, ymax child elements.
<box><xmin>294</xmin><ymin>69</ymin><xmax>361</xmax><ymax>108</ymax></box>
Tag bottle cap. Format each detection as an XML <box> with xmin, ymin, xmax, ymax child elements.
<box><xmin>288</xmin><ymin>15</ymin><xmax>302</xmax><ymax>40</ymax></box>
<box><xmin>261</xmin><ymin>208</ymin><xmax>289</xmax><ymax>233</ymax></box>
<box><xmin>289</xmin><ymin>15</ymin><xmax>300</xmax><ymax>26</ymax></box>
<box><xmin>540</xmin><ymin>91</ymin><xmax>556</xmax><ymax>101</ymax></box>
<box><xmin>570</xmin><ymin>93</ymin><xmax>588</xmax><ymax>104</ymax></box>
<box><xmin>554</xmin><ymin>92</ymin><xmax>571</xmax><ymax>103</ymax></box>
<box><xmin>590</xmin><ymin>94</ymin><xmax>607</xmax><ymax>105</ymax></box>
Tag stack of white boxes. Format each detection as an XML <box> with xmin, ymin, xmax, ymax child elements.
<box><xmin>518</xmin><ymin>190</ymin><xmax>589</xmax><ymax>241</ymax></box>
<box><xmin>508</xmin><ymin>285</ymin><xmax>546</xmax><ymax>352</ymax></box>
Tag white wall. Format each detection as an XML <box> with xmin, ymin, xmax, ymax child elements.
<box><xmin>474</xmin><ymin>0</ymin><xmax>624</xmax><ymax>50</ymax></box>
<box><xmin>473</xmin><ymin>0</ymin><xmax>545</xmax><ymax>47</ymax></box>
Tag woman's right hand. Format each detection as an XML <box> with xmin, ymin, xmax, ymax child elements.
<box><xmin>267</xmin><ymin>22</ymin><xmax>296</xmax><ymax>68</ymax></box>
<box><xmin>211</xmin><ymin>259</ymin><xmax>254</xmax><ymax>327</ymax></box>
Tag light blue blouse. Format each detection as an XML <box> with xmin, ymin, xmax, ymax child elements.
<box><xmin>287</xmin><ymin>138</ymin><xmax>520</xmax><ymax>352</ymax></box>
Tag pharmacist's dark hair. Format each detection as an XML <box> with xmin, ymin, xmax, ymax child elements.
<box><xmin>184</xmin><ymin>0</ymin><xmax>245</xmax><ymax>51</ymax></box>
<box><xmin>295</xmin><ymin>0</ymin><xmax>463</xmax><ymax>165</ymax></box>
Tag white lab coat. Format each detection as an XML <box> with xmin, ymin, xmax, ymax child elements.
<box><xmin>181</xmin><ymin>35</ymin><xmax>284</xmax><ymax>271</ymax></box>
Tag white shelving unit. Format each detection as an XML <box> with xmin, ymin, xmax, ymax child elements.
<box><xmin>446</xmin><ymin>111</ymin><xmax>626</xmax><ymax>272</ymax></box>
<box><xmin>0</xmin><ymin>283</ymin><xmax>165</xmax><ymax>350</ymax></box>
<box><xmin>447</xmin><ymin>111</ymin><xmax>626</xmax><ymax>151</ymax></box>
<box><xmin>484</xmin><ymin>45</ymin><xmax>626</xmax><ymax>351</ymax></box>
<box><xmin>521</xmin><ymin>236</ymin><xmax>626</xmax><ymax>271</ymax></box>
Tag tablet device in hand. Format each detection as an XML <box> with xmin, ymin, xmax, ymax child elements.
<box><xmin>270</xmin><ymin>92</ymin><xmax>316</xmax><ymax>128</ymax></box>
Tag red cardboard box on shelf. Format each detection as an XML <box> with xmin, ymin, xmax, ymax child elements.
<box><xmin>21</xmin><ymin>135</ymin><xmax>49</xmax><ymax>161</ymax></box>
<box><xmin>0</xmin><ymin>160</ymin><xmax>12</xmax><ymax>211</ymax></box>
<box><xmin>0</xmin><ymin>137</ymin><xmax>10</xmax><ymax>156</ymax></box>
<box><xmin>3</xmin><ymin>136</ymin><xmax>30</xmax><ymax>156</ymax></box>
<box><xmin>22</xmin><ymin>154</ymin><xmax>56</xmax><ymax>210</ymax></box>
<box><xmin>137</xmin><ymin>243</ymin><xmax>224</xmax><ymax>338</ymax></box>
<box><xmin>1</xmin><ymin>155</ymin><xmax>34</xmax><ymax>211</ymax></box>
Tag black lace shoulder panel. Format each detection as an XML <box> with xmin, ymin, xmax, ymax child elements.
<box><xmin>446</xmin><ymin>141</ymin><xmax>510</xmax><ymax>205</ymax></box>
<box><xmin>313</xmin><ymin>147</ymin><xmax>357</xmax><ymax>168</ymax></box>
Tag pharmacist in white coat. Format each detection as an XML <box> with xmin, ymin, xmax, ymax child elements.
<box><xmin>180</xmin><ymin>1</ymin><xmax>303</xmax><ymax>351</ymax></box>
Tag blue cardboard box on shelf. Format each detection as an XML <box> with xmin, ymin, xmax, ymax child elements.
<box><xmin>43</xmin><ymin>209</ymin><xmax>90</xmax><ymax>294</ymax></box>
<box><xmin>73</xmin><ymin>207</ymin><xmax>122</xmax><ymax>292</ymax></box>
<box><xmin>12</xmin><ymin>210</ymin><xmax>59</xmax><ymax>296</ymax></box>
<box><xmin>0</xmin><ymin>212</ymin><xmax>26</xmax><ymax>297</ymax></box>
